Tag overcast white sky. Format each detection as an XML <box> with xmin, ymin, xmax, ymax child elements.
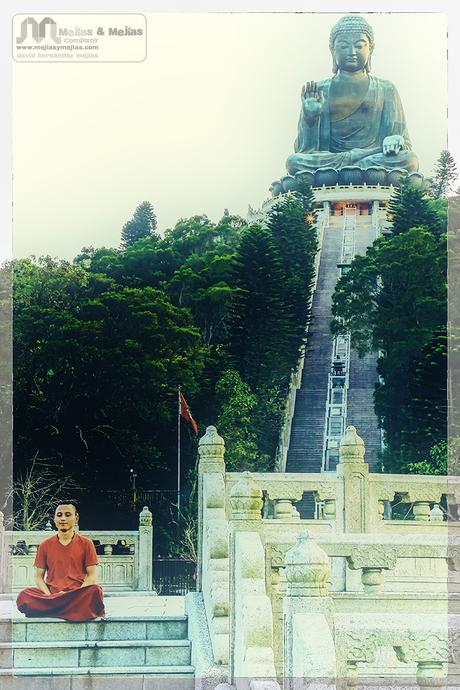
<box><xmin>11</xmin><ymin>10</ymin><xmax>452</xmax><ymax>259</ymax></box>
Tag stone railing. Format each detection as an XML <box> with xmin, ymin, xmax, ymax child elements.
<box><xmin>196</xmin><ymin>424</ymin><xmax>457</xmax><ymax>689</ymax></box>
<box><xmin>228</xmin><ymin>473</ymin><xmax>277</xmax><ymax>685</ymax></box>
<box><xmin>283</xmin><ymin>531</ymin><xmax>449</xmax><ymax>689</ymax></box>
<box><xmin>0</xmin><ymin>506</ymin><xmax>153</xmax><ymax>592</ymax></box>
<box><xmin>197</xmin><ymin>427</ymin><xmax>230</xmax><ymax>665</ymax></box>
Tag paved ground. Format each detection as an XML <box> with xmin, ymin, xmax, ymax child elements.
<box><xmin>0</xmin><ymin>594</ymin><xmax>186</xmax><ymax>620</ymax></box>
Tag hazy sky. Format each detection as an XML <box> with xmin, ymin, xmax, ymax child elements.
<box><xmin>13</xmin><ymin>11</ymin><xmax>449</xmax><ymax>260</ymax></box>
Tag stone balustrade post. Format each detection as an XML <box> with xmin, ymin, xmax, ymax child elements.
<box><xmin>229</xmin><ymin>472</ymin><xmax>277</xmax><ymax>688</ymax></box>
<box><xmin>138</xmin><ymin>506</ymin><xmax>153</xmax><ymax>591</ymax></box>
<box><xmin>283</xmin><ymin>531</ymin><xmax>336</xmax><ymax>690</ymax></box>
<box><xmin>197</xmin><ymin>425</ymin><xmax>226</xmax><ymax>591</ymax></box>
<box><xmin>372</xmin><ymin>199</ymin><xmax>380</xmax><ymax>229</ymax></box>
<box><xmin>197</xmin><ymin>426</ymin><xmax>229</xmax><ymax>666</ymax></box>
<box><xmin>336</xmin><ymin>426</ymin><xmax>371</xmax><ymax>533</ymax></box>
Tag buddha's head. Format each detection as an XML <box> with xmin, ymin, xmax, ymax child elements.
<box><xmin>330</xmin><ymin>15</ymin><xmax>374</xmax><ymax>74</ymax></box>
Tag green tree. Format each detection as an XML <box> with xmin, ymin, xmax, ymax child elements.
<box><xmin>331</xmin><ymin>228</ymin><xmax>446</xmax><ymax>470</ymax></box>
<box><xmin>399</xmin><ymin>328</ymin><xmax>447</xmax><ymax>461</ymax></box>
<box><xmin>266</xmin><ymin>194</ymin><xmax>317</xmax><ymax>333</ymax></box>
<box><xmin>430</xmin><ymin>149</ymin><xmax>458</xmax><ymax>199</ymax></box>
<box><xmin>215</xmin><ymin>370</ymin><xmax>261</xmax><ymax>471</ymax></box>
<box><xmin>13</xmin><ymin>258</ymin><xmax>205</xmax><ymax>489</ymax></box>
<box><xmin>387</xmin><ymin>180</ymin><xmax>445</xmax><ymax>238</ymax></box>
<box><xmin>403</xmin><ymin>440</ymin><xmax>447</xmax><ymax>475</ymax></box>
<box><xmin>121</xmin><ymin>201</ymin><xmax>158</xmax><ymax>248</ymax></box>
<box><xmin>228</xmin><ymin>224</ymin><xmax>298</xmax><ymax>392</ymax></box>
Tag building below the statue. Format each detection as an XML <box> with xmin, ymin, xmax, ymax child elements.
<box><xmin>249</xmin><ymin>179</ymin><xmax>405</xmax><ymax>231</ymax></box>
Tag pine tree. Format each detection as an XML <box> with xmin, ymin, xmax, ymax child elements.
<box><xmin>266</xmin><ymin>194</ymin><xmax>317</xmax><ymax>336</ymax></box>
<box><xmin>332</xmin><ymin>226</ymin><xmax>446</xmax><ymax>473</ymax></box>
<box><xmin>387</xmin><ymin>181</ymin><xmax>444</xmax><ymax>237</ymax></box>
<box><xmin>121</xmin><ymin>201</ymin><xmax>158</xmax><ymax>248</ymax></box>
<box><xmin>431</xmin><ymin>149</ymin><xmax>458</xmax><ymax>199</ymax></box>
<box><xmin>228</xmin><ymin>224</ymin><xmax>298</xmax><ymax>392</ymax></box>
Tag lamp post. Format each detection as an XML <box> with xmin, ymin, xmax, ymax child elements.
<box><xmin>129</xmin><ymin>468</ymin><xmax>138</xmax><ymax>511</ymax></box>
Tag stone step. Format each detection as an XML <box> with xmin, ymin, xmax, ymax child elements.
<box><xmin>0</xmin><ymin>665</ymin><xmax>195</xmax><ymax>678</ymax></box>
<box><xmin>11</xmin><ymin>616</ymin><xmax>189</xmax><ymax>642</ymax></box>
<box><xmin>2</xmin><ymin>638</ymin><xmax>191</xmax><ymax>669</ymax></box>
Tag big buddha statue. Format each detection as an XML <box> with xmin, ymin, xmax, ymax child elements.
<box><xmin>286</xmin><ymin>15</ymin><xmax>419</xmax><ymax>176</ymax></box>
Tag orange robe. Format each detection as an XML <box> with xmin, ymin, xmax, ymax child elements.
<box><xmin>16</xmin><ymin>533</ymin><xmax>105</xmax><ymax>622</ymax></box>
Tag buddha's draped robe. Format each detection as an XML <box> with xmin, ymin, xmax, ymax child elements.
<box><xmin>286</xmin><ymin>75</ymin><xmax>418</xmax><ymax>174</ymax></box>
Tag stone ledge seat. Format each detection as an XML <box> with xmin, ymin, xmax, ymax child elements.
<box><xmin>0</xmin><ymin>605</ymin><xmax>195</xmax><ymax>679</ymax></box>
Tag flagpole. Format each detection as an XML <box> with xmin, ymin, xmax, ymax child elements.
<box><xmin>177</xmin><ymin>386</ymin><xmax>181</xmax><ymax>538</ymax></box>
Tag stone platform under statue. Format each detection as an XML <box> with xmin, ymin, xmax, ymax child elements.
<box><xmin>271</xmin><ymin>166</ymin><xmax>426</xmax><ymax>197</ymax></box>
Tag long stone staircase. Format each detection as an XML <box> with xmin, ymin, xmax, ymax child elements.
<box><xmin>345</xmin><ymin>217</ymin><xmax>381</xmax><ymax>467</ymax></box>
<box><xmin>285</xmin><ymin>212</ymin><xmax>381</xmax><ymax>516</ymax></box>
<box><xmin>285</xmin><ymin>217</ymin><xmax>343</xmax><ymax>474</ymax></box>
<box><xmin>347</xmin><ymin>351</ymin><xmax>381</xmax><ymax>467</ymax></box>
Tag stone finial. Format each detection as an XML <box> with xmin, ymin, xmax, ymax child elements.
<box><xmin>339</xmin><ymin>426</ymin><xmax>365</xmax><ymax>464</ymax></box>
<box><xmin>45</xmin><ymin>520</ymin><xmax>52</xmax><ymax>531</ymax></box>
<box><xmin>284</xmin><ymin>530</ymin><xmax>330</xmax><ymax>596</ymax></box>
<box><xmin>430</xmin><ymin>504</ymin><xmax>444</xmax><ymax>522</ymax></box>
<box><xmin>139</xmin><ymin>506</ymin><xmax>153</xmax><ymax>526</ymax></box>
<box><xmin>198</xmin><ymin>425</ymin><xmax>225</xmax><ymax>467</ymax></box>
<box><xmin>229</xmin><ymin>471</ymin><xmax>263</xmax><ymax>521</ymax></box>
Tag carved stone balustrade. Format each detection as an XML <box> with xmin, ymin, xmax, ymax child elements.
<box><xmin>267</xmin><ymin>533</ymin><xmax>447</xmax><ymax>595</ymax></box>
<box><xmin>5</xmin><ymin>506</ymin><xmax>153</xmax><ymax>592</ymax></box>
<box><xmin>369</xmin><ymin>474</ymin><xmax>448</xmax><ymax>524</ymax></box>
<box><xmin>335</xmin><ymin>613</ymin><xmax>448</xmax><ymax>688</ymax></box>
<box><xmin>195</xmin><ymin>424</ymin><xmax>454</xmax><ymax>684</ymax></box>
<box><xmin>226</xmin><ymin>472</ymin><xmax>340</xmax><ymax>525</ymax></box>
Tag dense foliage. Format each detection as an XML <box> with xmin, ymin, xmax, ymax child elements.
<box><xmin>14</xmin><ymin>194</ymin><xmax>317</xmax><ymax>507</ymax></box>
<box><xmin>332</xmin><ymin>188</ymin><xmax>447</xmax><ymax>473</ymax></box>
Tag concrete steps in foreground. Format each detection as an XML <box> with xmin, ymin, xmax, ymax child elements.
<box><xmin>0</xmin><ymin>603</ymin><xmax>195</xmax><ymax>680</ymax></box>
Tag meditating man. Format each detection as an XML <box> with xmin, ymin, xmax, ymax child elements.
<box><xmin>286</xmin><ymin>14</ymin><xmax>419</xmax><ymax>175</ymax></box>
<box><xmin>16</xmin><ymin>500</ymin><xmax>105</xmax><ymax>622</ymax></box>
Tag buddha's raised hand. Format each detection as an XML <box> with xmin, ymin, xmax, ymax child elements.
<box><xmin>301</xmin><ymin>81</ymin><xmax>325</xmax><ymax>125</ymax></box>
<box><xmin>383</xmin><ymin>134</ymin><xmax>404</xmax><ymax>156</ymax></box>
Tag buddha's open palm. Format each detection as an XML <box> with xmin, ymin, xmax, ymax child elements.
<box><xmin>302</xmin><ymin>81</ymin><xmax>324</xmax><ymax>124</ymax></box>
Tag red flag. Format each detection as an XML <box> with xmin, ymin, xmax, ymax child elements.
<box><xmin>179</xmin><ymin>391</ymin><xmax>198</xmax><ymax>434</ymax></box>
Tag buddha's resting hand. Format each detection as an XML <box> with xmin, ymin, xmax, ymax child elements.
<box><xmin>301</xmin><ymin>81</ymin><xmax>324</xmax><ymax>126</ymax></box>
<box><xmin>383</xmin><ymin>135</ymin><xmax>405</xmax><ymax>156</ymax></box>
